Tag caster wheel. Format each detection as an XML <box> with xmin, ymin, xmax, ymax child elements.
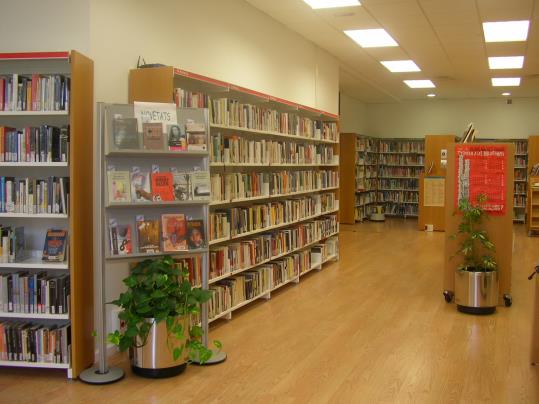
<box><xmin>443</xmin><ymin>290</ymin><xmax>454</xmax><ymax>303</ymax></box>
<box><xmin>503</xmin><ymin>294</ymin><xmax>512</xmax><ymax>307</ymax></box>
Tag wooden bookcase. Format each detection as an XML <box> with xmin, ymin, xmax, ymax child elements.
<box><xmin>527</xmin><ymin>177</ymin><xmax>539</xmax><ymax>235</ymax></box>
<box><xmin>377</xmin><ymin>138</ymin><xmax>424</xmax><ymax>218</ymax></box>
<box><xmin>128</xmin><ymin>66</ymin><xmax>340</xmax><ymax>323</ymax></box>
<box><xmin>0</xmin><ymin>51</ymin><xmax>94</xmax><ymax>378</ymax></box>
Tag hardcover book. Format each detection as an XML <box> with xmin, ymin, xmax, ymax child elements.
<box><xmin>151</xmin><ymin>172</ymin><xmax>174</xmax><ymax>201</ymax></box>
<box><xmin>136</xmin><ymin>216</ymin><xmax>160</xmax><ymax>254</ymax></box>
<box><xmin>130</xmin><ymin>168</ymin><xmax>152</xmax><ymax>202</ymax></box>
<box><xmin>161</xmin><ymin>214</ymin><xmax>187</xmax><ymax>252</ymax></box>
<box><xmin>107</xmin><ymin>171</ymin><xmax>131</xmax><ymax>203</ymax></box>
<box><xmin>187</xmin><ymin>219</ymin><xmax>205</xmax><ymax>249</ymax></box>
<box><xmin>167</xmin><ymin>124</ymin><xmax>187</xmax><ymax>151</ymax></box>
<box><xmin>112</xmin><ymin>117</ymin><xmax>140</xmax><ymax>150</ymax></box>
<box><xmin>190</xmin><ymin>171</ymin><xmax>210</xmax><ymax>200</ymax></box>
<box><xmin>142</xmin><ymin>122</ymin><xmax>164</xmax><ymax>150</ymax></box>
<box><xmin>172</xmin><ymin>172</ymin><xmax>191</xmax><ymax>201</ymax></box>
<box><xmin>42</xmin><ymin>229</ymin><xmax>68</xmax><ymax>262</ymax></box>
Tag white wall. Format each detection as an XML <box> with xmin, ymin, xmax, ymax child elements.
<box><xmin>89</xmin><ymin>0</ymin><xmax>339</xmax><ymax>114</ymax></box>
<box><xmin>339</xmin><ymin>93</ymin><xmax>367</xmax><ymax>134</ymax></box>
<box><xmin>365</xmin><ymin>98</ymin><xmax>539</xmax><ymax>139</ymax></box>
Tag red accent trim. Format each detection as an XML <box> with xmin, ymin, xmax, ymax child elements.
<box><xmin>173</xmin><ymin>67</ymin><xmax>338</xmax><ymax>120</ymax></box>
<box><xmin>0</xmin><ymin>51</ymin><xmax>69</xmax><ymax>60</ymax></box>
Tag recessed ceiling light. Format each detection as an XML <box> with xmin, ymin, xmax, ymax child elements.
<box><xmin>344</xmin><ymin>29</ymin><xmax>398</xmax><ymax>48</ymax></box>
<box><xmin>502</xmin><ymin>92</ymin><xmax>511</xmax><ymax>96</ymax></box>
<box><xmin>404</xmin><ymin>80</ymin><xmax>435</xmax><ymax>89</ymax></box>
<box><xmin>483</xmin><ymin>20</ymin><xmax>529</xmax><ymax>42</ymax></box>
<box><xmin>303</xmin><ymin>0</ymin><xmax>360</xmax><ymax>9</ymax></box>
<box><xmin>380</xmin><ymin>60</ymin><xmax>421</xmax><ymax>72</ymax></box>
<box><xmin>427</xmin><ymin>93</ymin><xmax>436</xmax><ymax>97</ymax></box>
<box><xmin>491</xmin><ymin>77</ymin><xmax>521</xmax><ymax>86</ymax></box>
<box><xmin>488</xmin><ymin>56</ymin><xmax>524</xmax><ymax>69</ymax></box>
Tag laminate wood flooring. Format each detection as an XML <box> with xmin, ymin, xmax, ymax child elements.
<box><xmin>0</xmin><ymin>219</ymin><xmax>538</xmax><ymax>403</ymax></box>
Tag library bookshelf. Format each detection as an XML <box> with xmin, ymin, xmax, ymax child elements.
<box><xmin>0</xmin><ymin>51</ymin><xmax>94</xmax><ymax>378</ymax></box>
<box><xmin>377</xmin><ymin>139</ymin><xmax>425</xmax><ymax>218</ymax></box>
<box><xmin>128</xmin><ymin>66</ymin><xmax>339</xmax><ymax>324</ymax></box>
<box><xmin>527</xmin><ymin>176</ymin><xmax>539</xmax><ymax>235</ymax></box>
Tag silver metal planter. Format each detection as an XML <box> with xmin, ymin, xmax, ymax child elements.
<box><xmin>454</xmin><ymin>270</ymin><xmax>499</xmax><ymax>314</ymax></box>
<box><xmin>131</xmin><ymin>318</ymin><xmax>188</xmax><ymax>378</ymax></box>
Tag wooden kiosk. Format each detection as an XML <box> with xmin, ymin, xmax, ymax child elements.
<box><xmin>443</xmin><ymin>143</ymin><xmax>514</xmax><ymax>306</ymax></box>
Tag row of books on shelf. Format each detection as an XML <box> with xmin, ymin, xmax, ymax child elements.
<box><xmin>377</xmin><ymin>191</ymin><xmax>419</xmax><ymax>204</ymax></box>
<box><xmin>107</xmin><ymin>168</ymin><xmax>209</xmax><ymax>204</ymax></box>
<box><xmin>515</xmin><ymin>183</ymin><xmax>527</xmax><ymax>194</ymax></box>
<box><xmin>356</xmin><ymin>138</ymin><xmax>378</xmax><ymax>153</ymax></box>
<box><xmin>356</xmin><ymin>178</ymin><xmax>378</xmax><ymax>192</ymax></box>
<box><xmin>208</xmin><ymin>236</ymin><xmax>338</xmax><ymax>320</ymax></box>
<box><xmin>515</xmin><ymin>171</ymin><xmax>527</xmax><ymax>181</ymax></box>
<box><xmin>0</xmin><ymin>74</ymin><xmax>69</xmax><ymax>112</ymax></box>
<box><xmin>0</xmin><ymin>176</ymin><xmax>69</xmax><ymax>214</ymax></box>
<box><xmin>173</xmin><ymin>257</ymin><xmax>203</xmax><ymax>287</ymax></box>
<box><xmin>514</xmin><ymin>157</ymin><xmax>527</xmax><ymax>167</ymax></box>
<box><xmin>1</xmin><ymin>228</ymin><xmax>67</xmax><ymax>264</ymax></box>
<box><xmin>210</xmin><ymin>169</ymin><xmax>339</xmax><ymax>203</ymax></box>
<box><xmin>0</xmin><ymin>272</ymin><xmax>69</xmax><ymax>315</ymax></box>
<box><xmin>0</xmin><ymin>322</ymin><xmax>70</xmax><ymax>364</ymax></box>
<box><xmin>379</xmin><ymin>141</ymin><xmax>424</xmax><ymax>154</ymax></box>
<box><xmin>378</xmin><ymin>154</ymin><xmax>424</xmax><ymax>166</ymax></box>
<box><xmin>355</xmin><ymin>191</ymin><xmax>376</xmax><ymax>206</ymax></box>
<box><xmin>209</xmin><ymin>194</ymin><xmax>338</xmax><ymax>241</ymax></box>
<box><xmin>355</xmin><ymin>205</ymin><xmax>378</xmax><ymax>221</ymax></box>
<box><xmin>109</xmin><ymin>215</ymin><xmax>205</xmax><ymax>256</ymax></box>
<box><xmin>383</xmin><ymin>203</ymin><xmax>418</xmax><ymax>216</ymax></box>
<box><xmin>207</xmin><ymin>96</ymin><xmax>338</xmax><ymax>141</ymax></box>
<box><xmin>209</xmin><ymin>215</ymin><xmax>338</xmax><ymax>278</ymax></box>
<box><xmin>210</xmin><ymin>134</ymin><xmax>336</xmax><ymax>165</ymax></box>
<box><xmin>0</xmin><ymin>125</ymin><xmax>69</xmax><ymax>163</ymax></box>
<box><xmin>378</xmin><ymin>167</ymin><xmax>423</xmax><ymax>178</ymax></box>
<box><xmin>378</xmin><ymin>179</ymin><xmax>419</xmax><ymax>190</ymax></box>
<box><xmin>514</xmin><ymin>195</ymin><xmax>527</xmax><ymax>207</ymax></box>
<box><xmin>111</xmin><ymin>117</ymin><xmax>207</xmax><ymax>152</ymax></box>
<box><xmin>174</xmin><ymin>88</ymin><xmax>209</xmax><ymax>109</ymax></box>
<box><xmin>514</xmin><ymin>141</ymin><xmax>527</xmax><ymax>154</ymax></box>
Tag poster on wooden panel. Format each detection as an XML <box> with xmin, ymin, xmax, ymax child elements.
<box><xmin>454</xmin><ymin>144</ymin><xmax>507</xmax><ymax>214</ymax></box>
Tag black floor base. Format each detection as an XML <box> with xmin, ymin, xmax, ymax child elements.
<box><xmin>457</xmin><ymin>304</ymin><xmax>496</xmax><ymax>315</ymax></box>
<box><xmin>132</xmin><ymin>362</ymin><xmax>187</xmax><ymax>378</ymax></box>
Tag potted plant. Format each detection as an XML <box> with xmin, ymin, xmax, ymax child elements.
<box><xmin>451</xmin><ymin>194</ymin><xmax>499</xmax><ymax>314</ymax></box>
<box><xmin>108</xmin><ymin>255</ymin><xmax>220</xmax><ymax>378</ymax></box>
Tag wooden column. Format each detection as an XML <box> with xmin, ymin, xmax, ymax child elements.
<box><xmin>339</xmin><ymin>133</ymin><xmax>357</xmax><ymax>224</ymax></box>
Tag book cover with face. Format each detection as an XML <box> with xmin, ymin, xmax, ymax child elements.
<box><xmin>130</xmin><ymin>169</ymin><xmax>152</xmax><ymax>202</ymax></box>
<box><xmin>187</xmin><ymin>219</ymin><xmax>205</xmax><ymax>249</ymax></box>
<box><xmin>161</xmin><ymin>214</ymin><xmax>187</xmax><ymax>251</ymax></box>
<box><xmin>167</xmin><ymin>124</ymin><xmax>187</xmax><ymax>151</ymax></box>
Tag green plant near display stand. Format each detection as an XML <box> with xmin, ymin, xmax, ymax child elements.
<box><xmin>108</xmin><ymin>255</ymin><xmax>221</xmax><ymax>367</ymax></box>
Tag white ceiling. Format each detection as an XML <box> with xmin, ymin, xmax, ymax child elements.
<box><xmin>245</xmin><ymin>0</ymin><xmax>539</xmax><ymax>102</ymax></box>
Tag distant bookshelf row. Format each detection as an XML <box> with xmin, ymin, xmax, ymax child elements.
<box><xmin>208</xmin><ymin>235</ymin><xmax>338</xmax><ymax>322</ymax></box>
<box><xmin>0</xmin><ymin>74</ymin><xmax>69</xmax><ymax>112</ymax></box>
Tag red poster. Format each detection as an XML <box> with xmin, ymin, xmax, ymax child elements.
<box><xmin>454</xmin><ymin>145</ymin><xmax>507</xmax><ymax>215</ymax></box>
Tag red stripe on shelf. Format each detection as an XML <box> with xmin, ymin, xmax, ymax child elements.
<box><xmin>174</xmin><ymin>68</ymin><xmax>229</xmax><ymax>89</ymax></box>
<box><xmin>268</xmin><ymin>96</ymin><xmax>299</xmax><ymax>108</ymax></box>
<box><xmin>228</xmin><ymin>85</ymin><xmax>269</xmax><ymax>101</ymax></box>
<box><xmin>0</xmin><ymin>51</ymin><xmax>69</xmax><ymax>60</ymax></box>
<box><xmin>299</xmin><ymin>104</ymin><xmax>322</xmax><ymax>115</ymax></box>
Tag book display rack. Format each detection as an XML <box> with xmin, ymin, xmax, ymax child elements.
<box><xmin>128</xmin><ymin>67</ymin><xmax>339</xmax><ymax>324</ymax></box>
<box><xmin>0</xmin><ymin>51</ymin><xmax>94</xmax><ymax>378</ymax></box>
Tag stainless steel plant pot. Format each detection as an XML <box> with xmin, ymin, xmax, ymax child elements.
<box><xmin>131</xmin><ymin>317</ymin><xmax>188</xmax><ymax>378</ymax></box>
<box><xmin>454</xmin><ymin>270</ymin><xmax>499</xmax><ymax>314</ymax></box>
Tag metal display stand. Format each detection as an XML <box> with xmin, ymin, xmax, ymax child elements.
<box><xmin>81</xmin><ymin>103</ymin><xmax>224</xmax><ymax>384</ymax></box>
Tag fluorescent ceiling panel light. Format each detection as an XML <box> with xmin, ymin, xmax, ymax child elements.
<box><xmin>491</xmin><ymin>77</ymin><xmax>521</xmax><ymax>86</ymax></box>
<box><xmin>483</xmin><ymin>20</ymin><xmax>529</xmax><ymax>42</ymax></box>
<box><xmin>488</xmin><ymin>56</ymin><xmax>524</xmax><ymax>69</ymax></box>
<box><xmin>303</xmin><ymin>0</ymin><xmax>360</xmax><ymax>9</ymax></box>
<box><xmin>380</xmin><ymin>60</ymin><xmax>420</xmax><ymax>72</ymax></box>
<box><xmin>427</xmin><ymin>93</ymin><xmax>436</xmax><ymax>97</ymax></box>
<box><xmin>502</xmin><ymin>92</ymin><xmax>511</xmax><ymax>96</ymax></box>
<box><xmin>344</xmin><ymin>29</ymin><xmax>398</xmax><ymax>48</ymax></box>
<box><xmin>403</xmin><ymin>80</ymin><xmax>435</xmax><ymax>89</ymax></box>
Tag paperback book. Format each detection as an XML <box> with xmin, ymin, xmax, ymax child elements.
<box><xmin>142</xmin><ymin>122</ymin><xmax>164</xmax><ymax>150</ymax></box>
<box><xmin>130</xmin><ymin>168</ymin><xmax>152</xmax><ymax>202</ymax></box>
<box><xmin>112</xmin><ymin>117</ymin><xmax>140</xmax><ymax>150</ymax></box>
<box><xmin>161</xmin><ymin>214</ymin><xmax>187</xmax><ymax>252</ymax></box>
<box><xmin>187</xmin><ymin>219</ymin><xmax>205</xmax><ymax>249</ymax></box>
<box><xmin>191</xmin><ymin>171</ymin><xmax>210</xmax><ymax>200</ymax></box>
<box><xmin>186</xmin><ymin>120</ymin><xmax>207</xmax><ymax>151</ymax></box>
<box><xmin>109</xmin><ymin>219</ymin><xmax>132</xmax><ymax>256</ymax></box>
<box><xmin>136</xmin><ymin>215</ymin><xmax>160</xmax><ymax>254</ymax></box>
<box><xmin>42</xmin><ymin>229</ymin><xmax>68</xmax><ymax>262</ymax></box>
<box><xmin>107</xmin><ymin>171</ymin><xmax>131</xmax><ymax>203</ymax></box>
<box><xmin>172</xmin><ymin>172</ymin><xmax>191</xmax><ymax>201</ymax></box>
<box><xmin>167</xmin><ymin>124</ymin><xmax>187</xmax><ymax>151</ymax></box>
<box><xmin>151</xmin><ymin>172</ymin><xmax>175</xmax><ymax>201</ymax></box>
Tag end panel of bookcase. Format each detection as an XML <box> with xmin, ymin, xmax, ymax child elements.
<box><xmin>69</xmin><ymin>50</ymin><xmax>95</xmax><ymax>378</ymax></box>
<box><xmin>128</xmin><ymin>66</ymin><xmax>174</xmax><ymax>104</ymax></box>
<box><xmin>339</xmin><ymin>133</ymin><xmax>356</xmax><ymax>224</ymax></box>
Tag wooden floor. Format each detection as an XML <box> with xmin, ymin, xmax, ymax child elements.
<box><xmin>1</xmin><ymin>219</ymin><xmax>538</xmax><ymax>403</ymax></box>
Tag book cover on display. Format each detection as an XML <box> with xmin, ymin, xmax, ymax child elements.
<box><xmin>186</xmin><ymin>119</ymin><xmax>207</xmax><ymax>151</ymax></box>
<box><xmin>167</xmin><ymin>124</ymin><xmax>187</xmax><ymax>151</ymax></box>
<box><xmin>107</xmin><ymin>171</ymin><xmax>131</xmax><ymax>203</ymax></box>
<box><xmin>172</xmin><ymin>172</ymin><xmax>191</xmax><ymax>201</ymax></box>
<box><xmin>136</xmin><ymin>215</ymin><xmax>160</xmax><ymax>254</ymax></box>
<box><xmin>187</xmin><ymin>219</ymin><xmax>205</xmax><ymax>249</ymax></box>
<box><xmin>112</xmin><ymin>117</ymin><xmax>140</xmax><ymax>150</ymax></box>
<box><xmin>130</xmin><ymin>167</ymin><xmax>152</xmax><ymax>202</ymax></box>
<box><xmin>190</xmin><ymin>171</ymin><xmax>210</xmax><ymax>200</ymax></box>
<box><xmin>109</xmin><ymin>219</ymin><xmax>132</xmax><ymax>256</ymax></box>
<box><xmin>151</xmin><ymin>172</ymin><xmax>175</xmax><ymax>201</ymax></box>
<box><xmin>42</xmin><ymin>229</ymin><xmax>68</xmax><ymax>262</ymax></box>
<box><xmin>142</xmin><ymin>122</ymin><xmax>164</xmax><ymax>150</ymax></box>
<box><xmin>161</xmin><ymin>214</ymin><xmax>188</xmax><ymax>252</ymax></box>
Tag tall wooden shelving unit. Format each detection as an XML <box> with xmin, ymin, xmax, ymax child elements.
<box><xmin>0</xmin><ymin>51</ymin><xmax>94</xmax><ymax>378</ymax></box>
<box><xmin>128</xmin><ymin>66</ymin><xmax>340</xmax><ymax>323</ymax></box>
<box><xmin>377</xmin><ymin>138</ymin><xmax>424</xmax><ymax>218</ymax></box>
<box><xmin>355</xmin><ymin>136</ymin><xmax>378</xmax><ymax>222</ymax></box>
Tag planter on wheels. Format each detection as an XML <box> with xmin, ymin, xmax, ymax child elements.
<box><xmin>454</xmin><ymin>270</ymin><xmax>499</xmax><ymax>314</ymax></box>
<box><xmin>131</xmin><ymin>318</ymin><xmax>188</xmax><ymax>378</ymax></box>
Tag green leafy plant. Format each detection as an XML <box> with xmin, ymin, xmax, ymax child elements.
<box><xmin>451</xmin><ymin>194</ymin><xmax>497</xmax><ymax>272</ymax></box>
<box><xmin>107</xmin><ymin>255</ymin><xmax>220</xmax><ymax>363</ymax></box>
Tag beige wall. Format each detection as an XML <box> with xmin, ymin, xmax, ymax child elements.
<box><xmin>365</xmin><ymin>98</ymin><xmax>539</xmax><ymax>139</ymax></box>
<box><xmin>339</xmin><ymin>93</ymin><xmax>367</xmax><ymax>134</ymax></box>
